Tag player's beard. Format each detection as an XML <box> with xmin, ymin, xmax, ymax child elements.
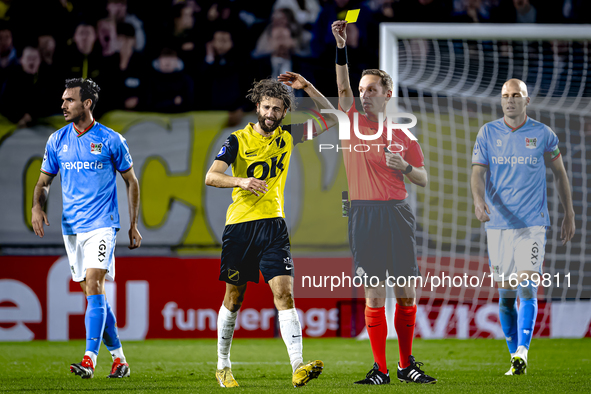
<box><xmin>257</xmin><ymin>112</ymin><xmax>283</xmax><ymax>134</ymax></box>
<box><xmin>65</xmin><ymin>106</ymin><xmax>85</xmax><ymax>124</ymax></box>
<box><xmin>68</xmin><ymin>113</ymin><xmax>83</xmax><ymax>124</ymax></box>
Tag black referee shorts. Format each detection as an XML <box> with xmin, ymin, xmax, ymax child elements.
<box><xmin>220</xmin><ymin>218</ymin><xmax>293</xmax><ymax>286</ymax></box>
<box><xmin>348</xmin><ymin>199</ymin><xmax>420</xmax><ymax>281</ymax></box>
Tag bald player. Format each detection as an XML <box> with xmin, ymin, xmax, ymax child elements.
<box><xmin>471</xmin><ymin>79</ymin><xmax>575</xmax><ymax>375</ymax></box>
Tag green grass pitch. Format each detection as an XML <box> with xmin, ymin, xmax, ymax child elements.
<box><xmin>1</xmin><ymin>338</ymin><xmax>590</xmax><ymax>393</ymax></box>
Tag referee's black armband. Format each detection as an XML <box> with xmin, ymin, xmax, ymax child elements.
<box><xmin>336</xmin><ymin>46</ymin><xmax>348</xmax><ymax>65</ymax></box>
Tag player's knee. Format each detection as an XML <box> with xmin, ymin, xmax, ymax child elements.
<box><xmin>518</xmin><ymin>280</ymin><xmax>538</xmax><ymax>300</ymax></box>
<box><xmin>366</xmin><ymin>298</ymin><xmax>385</xmax><ymax>308</ymax></box>
<box><xmin>225</xmin><ymin>301</ymin><xmax>242</xmax><ymax>312</ymax></box>
<box><xmin>498</xmin><ymin>289</ymin><xmax>517</xmax><ymax>310</ymax></box>
<box><xmin>273</xmin><ymin>291</ymin><xmax>294</xmax><ymax>309</ymax></box>
<box><xmin>396</xmin><ymin>297</ymin><xmax>415</xmax><ymax>307</ymax></box>
<box><xmin>84</xmin><ymin>279</ymin><xmax>103</xmax><ymax>295</ymax></box>
<box><xmin>225</xmin><ymin>292</ymin><xmax>245</xmax><ymax>312</ymax></box>
<box><xmin>394</xmin><ymin>286</ymin><xmax>417</xmax><ymax>301</ymax></box>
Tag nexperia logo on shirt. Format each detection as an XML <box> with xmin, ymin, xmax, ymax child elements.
<box><xmin>62</xmin><ymin>161</ymin><xmax>104</xmax><ymax>171</ymax></box>
<box><xmin>490</xmin><ymin>155</ymin><xmax>539</xmax><ymax>166</ymax></box>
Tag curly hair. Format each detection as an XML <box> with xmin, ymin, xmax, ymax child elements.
<box><xmin>246</xmin><ymin>78</ymin><xmax>295</xmax><ymax>111</ymax></box>
<box><xmin>65</xmin><ymin>78</ymin><xmax>101</xmax><ymax>111</ymax></box>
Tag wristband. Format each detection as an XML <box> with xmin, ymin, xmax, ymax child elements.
<box><xmin>402</xmin><ymin>164</ymin><xmax>413</xmax><ymax>175</ymax></box>
<box><xmin>336</xmin><ymin>46</ymin><xmax>348</xmax><ymax>65</ymax></box>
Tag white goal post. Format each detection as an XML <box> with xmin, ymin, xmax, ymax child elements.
<box><xmin>368</xmin><ymin>23</ymin><xmax>591</xmax><ymax>340</ymax></box>
<box><xmin>380</xmin><ymin>23</ymin><xmax>591</xmax><ymax>97</ymax></box>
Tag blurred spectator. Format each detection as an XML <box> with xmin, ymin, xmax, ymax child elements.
<box><xmin>148</xmin><ymin>48</ymin><xmax>194</xmax><ymax>113</ymax></box>
<box><xmin>252</xmin><ymin>25</ymin><xmax>315</xmax><ymax>100</ymax></box>
<box><xmin>36</xmin><ymin>31</ymin><xmax>62</xmax><ymax>101</ymax></box>
<box><xmin>513</xmin><ymin>0</ymin><xmax>537</xmax><ymax>23</ymax></box>
<box><xmin>106</xmin><ymin>0</ymin><xmax>146</xmax><ymax>52</ymax></box>
<box><xmin>0</xmin><ymin>46</ymin><xmax>60</xmax><ymax>126</ymax></box>
<box><xmin>169</xmin><ymin>2</ymin><xmax>203</xmax><ymax>72</ymax></box>
<box><xmin>203</xmin><ymin>29</ymin><xmax>239</xmax><ymax>107</ymax></box>
<box><xmin>252</xmin><ymin>8</ymin><xmax>312</xmax><ymax>58</ymax></box>
<box><xmin>59</xmin><ymin>22</ymin><xmax>103</xmax><ymax>80</ymax></box>
<box><xmin>452</xmin><ymin>0</ymin><xmax>489</xmax><ymax>22</ymax></box>
<box><xmin>172</xmin><ymin>3</ymin><xmax>197</xmax><ymax>51</ymax></box>
<box><xmin>561</xmin><ymin>0</ymin><xmax>591</xmax><ymax>24</ymax></box>
<box><xmin>97</xmin><ymin>18</ymin><xmax>118</xmax><ymax>57</ymax></box>
<box><xmin>0</xmin><ymin>20</ymin><xmax>17</xmax><ymax>80</ymax></box>
<box><xmin>489</xmin><ymin>0</ymin><xmax>557</xmax><ymax>23</ymax></box>
<box><xmin>260</xmin><ymin>26</ymin><xmax>302</xmax><ymax>79</ymax></box>
<box><xmin>200</xmin><ymin>27</ymin><xmax>248</xmax><ymax>124</ymax></box>
<box><xmin>203</xmin><ymin>0</ymin><xmax>251</xmax><ymax>53</ymax></box>
<box><xmin>57</xmin><ymin>21</ymin><xmax>117</xmax><ymax>115</ymax></box>
<box><xmin>20</xmin><ymin>47</ymin><xmax>41</xmax><ymax>78</ymax></box>
<box><xmin>272</xmin><ymin>0</ymin><xmax>321</xmax><ymax>27</ymax></box>
<box><xmin>106</xmin><ymin>23</ymin><xmax>149</xmax><ymax>111</ymax></box>
<box><xmin>206</xmin><ymin>0</ymin><xmax>233</xmax><ymax>23</ymax></box>
<box><xmin>453</xmin><ymin>0</ymin><xmax>494</xmax><ymax>17</ymax></box>
<box><xmin>38</xmin><ymin>33</ymin><xmax>57</xmax><ymax>67</ymax></box>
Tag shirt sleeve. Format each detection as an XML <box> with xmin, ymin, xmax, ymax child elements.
<box><xmin>40</xmin><ymin>133</ymin><xmax>59</xmax><ymax>176</ymax></box>
<box><xmin>282</xmin><ymin>123</ymin><xmax>305</xmax><ymax>145</ymax></box>
<box><xmin>472</xmin><ymin>126</ymin><xmax>489</xmax><ymax>167</ymax></box>
<box><xmin>112</xmin><ymin>133</ymin><xmax>134</xmax><ymax>173</ymax></box>
<box><xmin>215</xmin><ymin>134</ymin><xmax>239</xmax><ymax>165</ymax></box>
<box><xmin>545</xmin><ymin>127</ymin><xmax>561</xmax><ymax>161</ymax></box>
<box><xmin>405</xmin><ymin>140</ymin><xmax>425</xmax><ymax>168</ymax></box>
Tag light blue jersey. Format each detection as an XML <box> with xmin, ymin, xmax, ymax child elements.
<box><xmin>41</xmin><ymin>121</ymin><xmax>133</xmax><ymax>235</ymax></box>
<box><xmin>472</xmin><ymin>117</ymin><xmax>560</xmax><ymax>229</ymax></box>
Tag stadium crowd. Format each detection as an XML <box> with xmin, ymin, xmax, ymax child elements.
<box><xmin>0</xmin><ymin>0</ymin><xmax>589</xmax><ymax>127</ymax></box>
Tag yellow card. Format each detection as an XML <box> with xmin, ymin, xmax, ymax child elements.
<box><xmin>345</xmin><ymin>9</ymin><xmax>360</xmax><ymax>23</ymax></box>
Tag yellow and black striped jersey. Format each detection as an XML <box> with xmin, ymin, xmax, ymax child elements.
<box><xmin>215</xmin><ymin>122</ymin><xmax>304</xmax><ymax>225</ymax></box>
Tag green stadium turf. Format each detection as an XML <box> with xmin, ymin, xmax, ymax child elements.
<box><xmin>0</xmin><ymin>338</ymin><xmax>589</xmax><ymax>393</ymax></box>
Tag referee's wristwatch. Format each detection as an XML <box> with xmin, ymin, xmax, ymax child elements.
<box><xmin>402</xmin><ymin>164</ymin><xmax>413</xmax><ymax>175</ymax></box>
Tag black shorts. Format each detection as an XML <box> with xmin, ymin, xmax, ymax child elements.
<box><xmin>348</xmin><ymin>199</ymin><xmax>420</xmax><ymax>281</ymax></box>
<box><xmin>220</xmin><ymin>218</ymin><xmax>293</xmax><ymax>286</ymax></box>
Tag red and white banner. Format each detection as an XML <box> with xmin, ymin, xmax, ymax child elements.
<box><xmin>1</xmin><ymin>256</ymin><xmax>590</xmax><ymax>341</ymax></box>
<box><xmin>0</xmin><ymin>256</ymin><xmax>346</xmax><ymax>341</ymax></box>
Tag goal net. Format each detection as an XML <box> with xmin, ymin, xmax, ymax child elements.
<box><xmin>378</xmin><ymin>24</ymin><xmax>591</xmax><ymax>339</ymax></box>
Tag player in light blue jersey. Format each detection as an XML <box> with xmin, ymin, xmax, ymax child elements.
<box><xmin>32</xmin><ymin>78</ymin><xmax>142</xmax><ymax>379</ymax></box>
<box><xmin>471</xmin><ymin>79</ymin><xmax>575</xmax><ymax>376</ymax></box>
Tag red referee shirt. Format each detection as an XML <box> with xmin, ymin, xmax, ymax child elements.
<box><xmin>339</xmin><ymin>103</ymin><xmax>425</xmax><ymax>201</ymax></box>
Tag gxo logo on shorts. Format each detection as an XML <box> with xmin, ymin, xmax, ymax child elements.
<box><xmin>98</xmin><ymin>239</ymin><xmax>107</xmax><ymax>262</ymax></box>
<box><xmin>531</xmin><ymin>242</ymin><xmax>540</xmax><ymax>265</ymax></box>
<box><xmin>62</xmin><ymin>161</ymin><xmax>104</xmax><ymax>172</ymax></box>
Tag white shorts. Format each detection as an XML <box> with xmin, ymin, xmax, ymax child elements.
<box><xmin>486</xmin><ymin>226</ymin><xmax>546</xmax><ymax>282</ymax></box>
<box><xmin>63</xmin><ymin>227</ymin><xmax>117</xmax><ymax>283</ymax></box>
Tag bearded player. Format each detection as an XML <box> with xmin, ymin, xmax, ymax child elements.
<box><xmin>205</xmin><ymin>74</ymin><xmax>336</xmax><ymax>388</ymax></box>
<box><xmin>472</xmin><ymin>79</ymin><xmax>575</xmax><ymax>375</ymax></box>
<box><xmin>332</xmin><ymin>20</ymin><xmax>436</xmax><ymax>384</ymax></box>
<box><xmin>32</xmin><ymin>78</ymin><xmax>141</xmax><ymax>379</ymax></box>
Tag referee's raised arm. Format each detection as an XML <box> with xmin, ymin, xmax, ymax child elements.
<box><xmin>332</xmin><ymin>20</ymin><xmax>354</xmax><ymax>112</ymax></box>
